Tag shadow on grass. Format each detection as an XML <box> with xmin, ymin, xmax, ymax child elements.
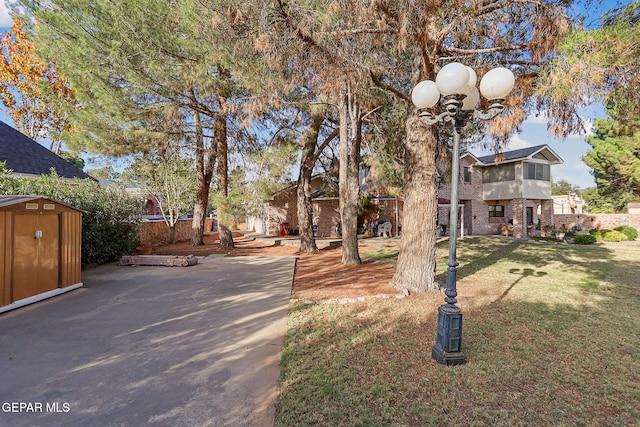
<box><xmin>494</xmin><ymin>268</ymin><xmax>548</xmax><ymax>302</ymax></box>
<box><xmin>276</xmin><ymin>240</ymin><xmax>640</xmax><ymax>426</ymax></box>
<box><xmin>451</xmin><ymin>237</ymin><xmax>613</xmax><ymax>278</ymax></box>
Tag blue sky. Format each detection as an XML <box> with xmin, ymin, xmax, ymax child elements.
<box><xmin>0</xmin><ymin>0</ymin><xmax>626</xmax><ymax>188</ymax></box>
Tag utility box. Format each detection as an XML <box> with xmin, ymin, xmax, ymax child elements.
<box><xmin>0</xmin><ymin>196</ymin><xmax>83</xmax><ymax>314</ymax></box>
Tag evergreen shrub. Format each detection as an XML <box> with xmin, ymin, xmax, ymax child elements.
<box><xmin>574</xmin><ymin>234</ymin><xmax>597</xmax><ymax>245</ymax></box>
<box><xmin>602</xmin><ymin>230</ymin><xmax>629</xmax><ymax>242</ymax></box>
<box><xmin>614</xmin><ymin>225</ymin><xmax>638</xmax><ymax>240</ymax></box>
<box><xmin>589</xmin><ymin>229</ymin><xmax>604</xmax><ymax>242</ymax></box>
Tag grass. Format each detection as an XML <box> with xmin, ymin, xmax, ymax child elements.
<box><xmin>275</xmin><ymin>237</ymin><xmax>640</xmax><ymax>426</ymax></box>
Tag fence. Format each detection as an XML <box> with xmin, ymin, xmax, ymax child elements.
<box><xmin>137</xmin><ymin>217</ymin><xmax>216</xmax><ymax>248</ymax></box>
<box><xmin>554</xmin><ymin>213</ymin><xmax>640</xmax><ymax>232</ymax></box>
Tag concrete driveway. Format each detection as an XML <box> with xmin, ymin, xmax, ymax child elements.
<box><xmin>0</xmin><ymin>255</ymin><xmax>295</xmax><ymax>427</ymax></box>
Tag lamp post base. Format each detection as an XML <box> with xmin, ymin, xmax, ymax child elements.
<box><xmin>432</xmin><ymin>345</ymin><xmax>466</xmax><ymax>366</ymax></box>
<box><xmin>431</xmin><ymin>304</ymin><xmax>466</xmax><ymax>366</ymax></box>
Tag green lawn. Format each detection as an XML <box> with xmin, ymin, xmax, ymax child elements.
<box><xmin>275</xmin><ymin>237</ymin><xmax>640</xmax><ymax>426</ymax></box>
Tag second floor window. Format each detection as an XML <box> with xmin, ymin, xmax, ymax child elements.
<box><xmin>523</xmin><ymin>162</ymin><xmax>550</xmax><ymax>181</ymax></box>
<box><xmin>482</xmin><ymin>163</ymin><xmax>515</xmax><ymax>183</ymax></box>
<box><xmin>463</xmin><ymin>167</ymin><xmax>471</xmax><ymax>183</ymax></box>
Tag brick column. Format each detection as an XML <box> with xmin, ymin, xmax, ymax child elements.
<box><xmin>512</xmin><ymin>198</ymin><xmax>528</xmax><ymax>239</ymax></box>
<box><xmin>540</xmin><ymin>199</ymin><xmax>555</xmax><ymax>236</ymax></box>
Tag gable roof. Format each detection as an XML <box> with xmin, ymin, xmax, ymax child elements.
<box><xmin>474</xmin><ymin>144</ymin><xmax>563</xmax><ymax>166</ymax></box>
<box><xmin>272</xmin><ymin>172</ymin><xmax>339</xmax><ymax>198</ymax></box>
<box><xmin>0</xmin><ymin>195</ymin><xmax>83</xmax><ymax>212</ymax></box>
<box><xmin>0</xmin><ymin>120</ymin><xmax>92</xmax><ymax>180</ymax></box>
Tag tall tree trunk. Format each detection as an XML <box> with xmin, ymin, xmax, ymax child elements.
<box><xmin>216</xmin><ymin>66</ymin><xmax>234</xmax><ymax>249</ymax></box>
<box><xmin>339</xmin><ymin>87</ymin><xmax>361</xmax><ymax>265</ymax></box>
<box><xmin>216</xmin><ymin>107</ymin><xmax>234</xmax><ymax>249</ymax></box>
<box><xmin>169</xmin><ymin>225</ymin><xmax>176</xmax><ymax>244</ymax></box>
<box><xmin>190</xmin><ymin>107</ymin><xmax>216</xmax><ymax>246</ymax></box>
<box><xmin>389</xmin><ymin>111</ymin><xmax>440</xmax><ymax>292</ymax></box>
<box><xmin>297</xmin><ymin>111</ymin><xmax>324</xmax><ymax>252</ymax></box>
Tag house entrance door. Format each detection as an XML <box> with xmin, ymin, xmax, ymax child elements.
<box><xmin>526</xmin><ymin>207</ymin><xmax>534</xmax><ymax>225</ymax></box>
<box><xmin>12</xmin><ymin>214</ymin><xmax>60</xmax><ymax>301</ymax></box>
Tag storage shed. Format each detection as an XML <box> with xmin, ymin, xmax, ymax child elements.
<box><xmin>0</xmin><ymin>196</ymin><xmax>83</xmax><ymax>314</ymax></box>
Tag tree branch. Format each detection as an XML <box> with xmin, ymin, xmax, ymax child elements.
<box><xmin>443</xmin><ymin>44</ymin><xmax>529</xmax><ymax>55</ymax></box>
<box><xmin>311</xmin><ymin>127</ymin><xmax>339</xmax><ymax>164</ymax></box>
<box><xmin>369</xmin><ymin>70</ymin><xmax>411</xmax><ymax>103</ymax></box>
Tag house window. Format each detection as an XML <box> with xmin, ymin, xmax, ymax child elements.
<box><xmin>482</xmin><ymin>163</ymin><xmax>515</xmax><ymax>183</ymax></box>
<box><xmin>488</xmin><ymin>205</ymin><xmax>505</xmax><ymax>218</ymax></box>
<box><xmin>523</xmin><ymin>162</ymin><xmax>550</xmax><ymax>181</ymax></box>
<box><xmin>463</xmin><ymin>167</ymin><xmax>471</xmax><ymax>183</ymax></box>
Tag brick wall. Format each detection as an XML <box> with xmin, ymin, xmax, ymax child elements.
<box><xmin>313</xmin><ymin>199</ymin><xmax>340</xmax><ymax>237</ymax></box>
<box><xmin>540</xmin><ymin>199</ymin><xmax>555</xmax><ymax>231</ymax></box>
<box><xmin>137</xmin><ymin>217</ymin><xmax>215</xmax><ymax>247</ymax></box>
<box><xmin>441</xmin><ymin>156</ymin><xmax>490</xmax><ymax>235</ymax></box>
<box><xmin>311</xmin><ymin>197</ymin><xmax>403</xmax><ymax>238</ymax></box>
<box><xmin>247</xmin><ymin>188</ymin><xmax>297</xmax><ymax>236</ymax></box>
<box><xmin>554</xmin><ymin>214</ymin><xmax>640</xmax><ymax>232</ymax></box>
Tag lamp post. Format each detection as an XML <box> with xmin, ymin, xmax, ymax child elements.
<box><xmin>411</xmin><ymin>63</ymin><xmax>515</xmax><ymax>366</ymax></box>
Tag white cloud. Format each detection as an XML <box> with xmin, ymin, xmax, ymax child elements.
<box><xmin>566</xmin><ymin>116</ymin><xmax>594</xmax><ymax>140</ymax></box>
<box><xmin>508</xmin><ymin>134</ymin><xmax>533</xmax><ymax>149</ymax></box>
<box><xmin>0</xmin><ymin>1</ymin><xmax>12</xmax><ymax>28</ymax></box>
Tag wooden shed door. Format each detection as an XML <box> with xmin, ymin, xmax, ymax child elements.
<box><xmin>12</xmin><ymin>214</ymin><xmax>60</xmax><ymax>301</ymax></box>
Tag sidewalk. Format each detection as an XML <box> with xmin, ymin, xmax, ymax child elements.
<box><xmin>0</xmin><ymin>254</ymin><xmax>295</xmax><ymax>427</ymax></box>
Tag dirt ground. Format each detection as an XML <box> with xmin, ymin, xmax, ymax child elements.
<box><xmin>151</xmin><ymin>232</ymin><xmax>404</xmax><ymax>303</ymax></box>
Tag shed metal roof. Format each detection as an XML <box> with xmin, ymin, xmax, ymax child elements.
<box><xmin>0</xmin><ymin>195</ymin><xmax>83</xmax><ymax>212</ymax></box>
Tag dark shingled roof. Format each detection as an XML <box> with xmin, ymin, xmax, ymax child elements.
<box><xmin>476</xmin><ymin>144</ymin><xmax>551</xmax><ymax>164</ymax></box>
<box><xmin>0</xmin><ymin>120</ymin><xmax>91</xmax><ymax>180</ymax></box>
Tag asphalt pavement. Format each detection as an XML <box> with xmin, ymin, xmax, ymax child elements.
<box><xmin>0</xmin><ymin>254</ymin><xmax>295</xmax><ymax>427</ymax></box>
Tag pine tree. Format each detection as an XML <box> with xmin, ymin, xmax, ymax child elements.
<box><xmin>18</xmin><ymin>0</ymin><xmax>268</xmax><ymax>248</ymax></box>
<box><xmin>265</xmin><ymin>0</ymin><xmax>573</xmax><ymax>292</ymax></box>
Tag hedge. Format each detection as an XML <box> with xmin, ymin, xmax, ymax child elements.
<box><xmin>0</xmin><ymin>166</ymin><xmax>140</xmax><ymax>266</ymax></box>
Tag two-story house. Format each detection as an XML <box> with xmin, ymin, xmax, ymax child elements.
<box><xmin>255</xmin><ymin>144</ymin><xmax>563</xmax><ymax>239</ymax></box>
<box><xmin>440</xmin><ymin>144</ymin><xmax>563</xmax><ymax>238</ymax></box>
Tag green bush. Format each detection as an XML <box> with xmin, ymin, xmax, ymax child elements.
<box><xmin>614</xmin><ymin>225</ymin><xmax>638</xmax><ymax>240</ymax></box>
<box><xmin>589</xmin><ymin>229</ymin><xmax>604</xmax><ymax>242</ymax></box>
<box><xmin>602</xmin><ymin>230</ymin><xmax>629</xmax><ymax>242</ymax></box>
<box><xmin>574</xmin><ymin>234</ymin><xmax>597</xmax><ymax>245</ymax></box>
<box><xmin>0</xmin><ymin>166</ymin><xmax>140</xmax><ymax>265</ymax></box>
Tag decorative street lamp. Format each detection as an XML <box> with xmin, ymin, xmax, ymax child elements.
<box><xmin>411</xmin><ymin>63</ymin><xmax>515</xmax><ymax>366</ymax></box>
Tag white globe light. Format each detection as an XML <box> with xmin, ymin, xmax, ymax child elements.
<box><xmin>465</xmin><ymin>66</ymin><xmax>477</xmax><ymax>94</ymax></box>
<box><xmin>411</xmin><ymin>80</ymin><xmax>440</xmax><ymax>109</ymax></box>
<box><xmin>479</xmin><ymin>67</ymin><xmax>515</xmax><ymax>100</ymax></box>
<box><xmin>435</xmin><ymin>63</ymin><xmax>471</xmax><ymax>96</ymax></box>
<box><xmin>462</xmin><ymin>87</ymin><xmax>480</xmax><ymax>110</ymax></box>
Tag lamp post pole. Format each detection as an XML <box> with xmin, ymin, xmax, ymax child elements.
<box><xmin>411</xmin><ymin>63</ymin><xmax>515</xmax><ymax>365</ymax></box>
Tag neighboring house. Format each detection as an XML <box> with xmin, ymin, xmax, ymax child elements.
<box><xmin>446</xmin><ymin>144</ymin><xmax>563</xmax><ymax>238</ymax></box>
<box><xmin>628</xmin><ymin>203</ymin><xmax>640</xmax><ymax>215</ymax></box>
<box><xmin>254</xmin><ymin>144</ymin><xmax>563</xmax><ymax>239</ymax></box>
<box><xmin>552</xmin><ymin>193</ymin><xmax>585</xmax><ymax>214</ymax></box>
<box><xmin>247</xmin><ymin>173</ymin><xmax>340</xmax><ymax>236</ymax></box>
<box><xmin>0</xmin><ymin>120</ymin><xmax>92</xmax><ymax>180</ymax></box>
